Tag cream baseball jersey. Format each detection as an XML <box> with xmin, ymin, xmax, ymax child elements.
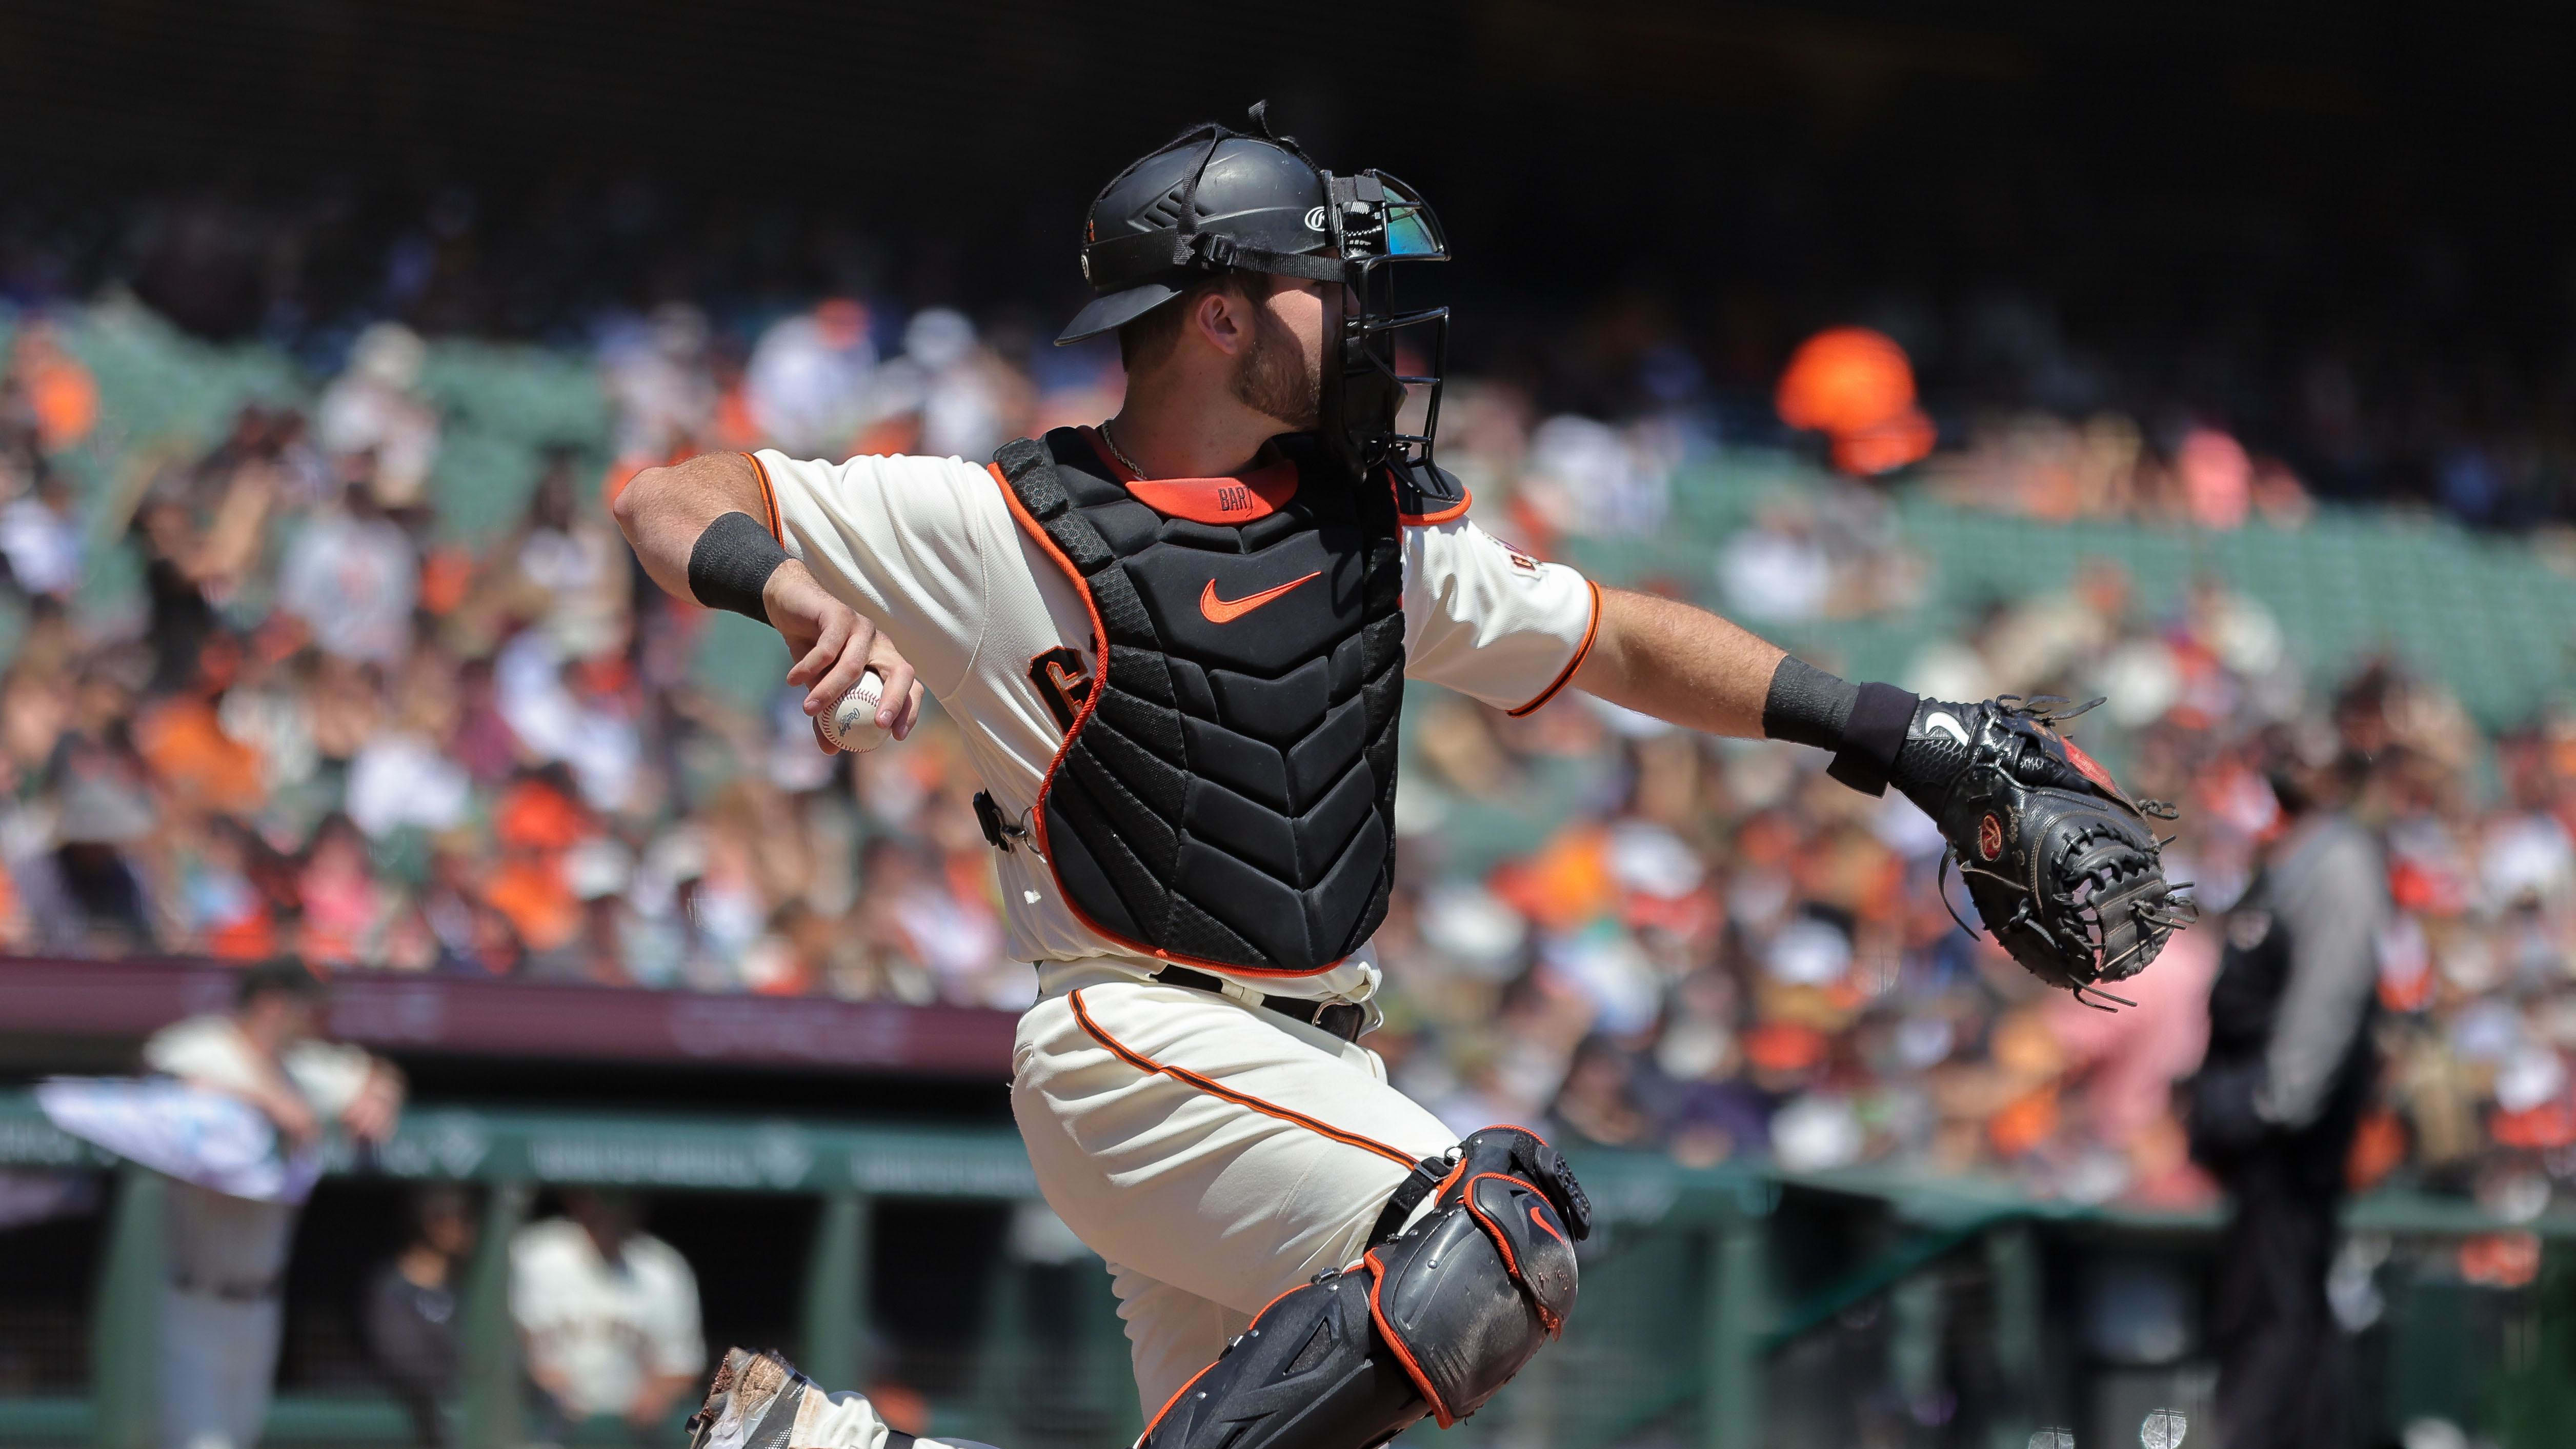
<box><xmin>750</xmin><ymin>431</ymin><xmax>1598</xmax><ymax>1002</ymax></box>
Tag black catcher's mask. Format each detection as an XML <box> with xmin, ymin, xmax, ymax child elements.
<box><xmin>1058</xmin><ymin>104</ymin><xmax>1455</xmax><ymax>493</ymax></box>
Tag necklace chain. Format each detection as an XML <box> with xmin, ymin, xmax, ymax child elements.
<box><xmin>1099</xmin><ymin>419</ymin><xmax>1149</xmax><ymax>479</ymax></box>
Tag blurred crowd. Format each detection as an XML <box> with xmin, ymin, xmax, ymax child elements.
<box><xmin>3</xmin><ymin>277</ymin><xmax>2575</xmax><ymax>1215</ymax></box>
<box><xmin>0</xmin><ymin>300</ymin><xmax>1097</xmax><ymax>1009</ymax></box>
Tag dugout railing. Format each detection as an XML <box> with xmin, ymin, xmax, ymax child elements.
<box><xmin>2</xmin><ymin>1093</ymin><xmax>2570</xmax><ymax>1449</ymax></box>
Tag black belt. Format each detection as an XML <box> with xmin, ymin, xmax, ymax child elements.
<box><xmin>1151</xmin><ymin>966</ymin><xmax>1366</xmax><ymax>1042</ymax></box>
<box><xmin>170</xmin><ymin>1273</ymin><xmax>280</xmax><ymax>1303</ymax></box>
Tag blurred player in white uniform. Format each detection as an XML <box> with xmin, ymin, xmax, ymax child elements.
<box><xmin>512</xmin><ymin>1189</ymin><xmax>707</xmax><ymax>1441</ymax></box>
<box><xmin>145</xmin><ymin>962</ymin><xmax>404</xmax><ymax>1449</ymax></box>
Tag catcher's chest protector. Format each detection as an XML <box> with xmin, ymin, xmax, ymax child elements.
<box><xmin>990</xmin><ymin>429</ymin><xmax>1406</xmax><ymax>975</ymax></box>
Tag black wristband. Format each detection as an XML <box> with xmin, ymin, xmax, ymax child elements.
<box><xmin>1824</xmin><ymin>682</ymin><xmax>1919</xmax><ymax>798</ymax></box>
<box><xmin>1761</xmin><ymin>656</ymin><xmax>1859</xmax><ymax>751</ymax></box>
<box><xmin>687</xmin><ymin>511</ymin><xmax>790</xmax><ymax>622</ymax></box>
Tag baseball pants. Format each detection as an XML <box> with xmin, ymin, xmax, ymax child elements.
<box><xmin>2211</xmin><ymin>1154</ymin><xmax>2349</xmax><ymax>1449</ymax></box>
<box><xmin>159</xmin><ymin>1289</ymin><xmax>283</xmax><ymax>1449</ymax></box>
<box><xmin>1011</xmin><ymin>973</ymin><xmax>1462</xmax><ymax>1420</ymax></box>
<box><xmin>158</xmin><ymin>1181</ymin><xmax>300</xmax><ymax>1449</ymax></box>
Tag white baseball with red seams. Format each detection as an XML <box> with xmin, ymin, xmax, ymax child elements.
<box><xmin>819</xmin><ymin>668</ymin><xmax>889</xmax><ymax>752</ymax></box>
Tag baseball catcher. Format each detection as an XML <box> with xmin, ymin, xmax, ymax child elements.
<box><xmin>611</xmin><ymin>105</ymin><xmax>2190</xmax><ymax>1449</ymax></box>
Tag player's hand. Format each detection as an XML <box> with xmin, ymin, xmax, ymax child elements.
<box><xmin>762</xmin><ymin>559</ymin><xmax>924</xmax><ymax>749</ymax></box>
<box><xmin>261</xmin><ymin>1091</ymin><xmax>322</xmax><ymax>1151</ymax></box>
<box><xmin>339</xmin><ymin>1063</ymin><xmax>405</xmax><ymax>1145</ymax></box>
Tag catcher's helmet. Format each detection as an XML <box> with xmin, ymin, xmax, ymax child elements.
<box><xmin>1059</xmin><ymin>104</ymin><xmax>1456</xmax><ymax>484</ymax></box>
<box><xmin>1058</xmin><ymin>129</ymin><xmax>1332</xmax><ymax>345</ymax></box>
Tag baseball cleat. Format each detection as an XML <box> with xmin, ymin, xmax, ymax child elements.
<box><xmin>687</xmin><ymin>1347</ymin><xmax>813</xmax><ymax>1449</ymax></box>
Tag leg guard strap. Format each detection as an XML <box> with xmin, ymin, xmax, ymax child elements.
<box><xmin>1365</xmin><ymin>1155</ymin><xmax>1453</xmax><ymax>1246</ymax></box>
<box><xmin>1367</xmin><ymin>1127</ymin><xmax>1594</xmax><ymax>1250</ymax></box>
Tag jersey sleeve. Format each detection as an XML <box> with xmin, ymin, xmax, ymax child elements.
<box><xmin>142</xmin><ymin>1015</ymin><xmax>257</xmax><ymax>1094</ymax></box>
<box><xmin>639</xmin><ymin>1240</ymin><xmax>708</xmax><ymax>1377</ymax></box>
<box><xmin>1401</xmin><ymin>517</ymin><xmax>1602</xmax><ymax>715</ymax></box>
<box><xmin>280</xmin><ymin>1039</ymin><xmax>376</xmax><ymax>1117</ymax></box>
<box><xmin>505</xmin><ymin>1223</ymin><xmax>554</xmax><ymax>1331</ymax></box>
<box><xmin>748</xmin><ymin>450</ymin><xmax>1005</xmax><ymax>699</ymax></box>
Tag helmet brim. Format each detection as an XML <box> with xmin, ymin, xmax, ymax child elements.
<box><xmin>1054</xmin><ymin>281</ymin><xmax>1183</xmax><ymax>346</ymax></box>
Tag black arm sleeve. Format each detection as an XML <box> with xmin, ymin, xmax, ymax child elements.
<box><xmin>687</xmin><ymin>511</ymin><xmax>791</xmax><ymax>622</ymax></box>
<box><xmin>1760</xmin><ymin>656</ymin><xmax>1857</xmax><ymax>749</ymax></box>
<box><xmin>1761</xmin><ymin>656</ymin><xmax>1919</xmax><ymax>797</ymax></box>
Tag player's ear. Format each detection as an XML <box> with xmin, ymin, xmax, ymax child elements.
<box><xmin>1193</xmin><ymin>281</ymin><xmax>1252</xmax><ymax>358</ymax></box>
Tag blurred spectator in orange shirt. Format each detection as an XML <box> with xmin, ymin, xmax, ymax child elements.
<box><xmin>8</xmin><ymin>321</ymin><xmax>97</xmax><ymax>451</ymax></box>
<box><xmin>1776</xmin><ymin>327</ymin><xmax>1935</xmax><ymax>476</ymax></box>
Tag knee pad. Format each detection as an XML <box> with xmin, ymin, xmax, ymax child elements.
<box><xmin>1137</xmin><ymin>1129</ymin><xmax>1588</xmax><ymax>1449</ymax></box>
<box><xmin>1365</xmin><ymin>1127</ymin><xmax>1586</xmax><ymax>1426</ymax></box>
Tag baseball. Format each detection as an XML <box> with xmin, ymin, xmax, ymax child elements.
<box><xmin>820</xmin><ymin>669</ymin><xmax>890</xmax><ymax>753</ymax></box>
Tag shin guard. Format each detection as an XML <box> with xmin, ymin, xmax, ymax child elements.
<box><xmin>1137</xmin><ymin>1129</ymin><xmax>1587</xmax><ymax>1449</ymax></box>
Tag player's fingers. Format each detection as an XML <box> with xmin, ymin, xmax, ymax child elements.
<box><xmin>776</xmin><ymin>591</ymin><xmax>836</xmax><ymax>678</ymax></box>
<box><xmin>890</xmin><ymin>680</ymin><xmax>925</xmax><ymax>741</ymax></box>
<box><xmin>811</xmin><ymin>715</ymin><xmax>840</xmax><ymax>756</ymax></box>
<box><xmin>805</xmin><ymin>618</ymin><xmax>878</xmax><ymax>715</ymax></box>
<box><xmin>786</xmin><ymin>611</ymin><xmax>850</xmax><ymax>691</ymax></box>
<box><xmin>870</xmin><ymin>654</ymin><xmax>918</xmax><ymax>731</ymax></box>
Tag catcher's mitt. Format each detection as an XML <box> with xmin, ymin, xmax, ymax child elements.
<box><xmin>1887</xmin><ymin>696</ymin><xmax>2196</xmax><ymax>1007</ymax></box>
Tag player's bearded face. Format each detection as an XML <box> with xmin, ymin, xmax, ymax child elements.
<box><xmin>1231</xmin><ymin>293</ymin><xmax>1321</xmax><ymax>432</ymax></box>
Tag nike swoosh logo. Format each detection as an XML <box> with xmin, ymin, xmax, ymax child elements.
<box><xmin>1530</xmin><ymin>1203</ymin><xmax>1568</xmax><ymax>1246</ymax></box>
<box><xmin>1199</xmin><ymin>570</ymin><xmax>1320</xmax><ymax>624</ymax></box>
<box><xmin>1924</xmin><ymin>710</ymin><xmax>1969</xmax><ymax>746</ymax></box>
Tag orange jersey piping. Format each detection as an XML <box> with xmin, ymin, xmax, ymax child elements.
<box><xmin>1068</xmin><ymin>989</ymin><xmax>1418</xmax><ymax>1169</ymax></box>
<box><xmin>1505</xmin><ymin>577</ymin><xmax>1603</xmax><ymax>718</ymax></box>
<box><xmin>741</xmin><ymin>452</ymin><xmax>782</xmax><ymax>542</ymax></box>
<box><xmin>1395</xmin><ymin>491</ymin><xmax>1473</xmax><ymax>527</ymax></box>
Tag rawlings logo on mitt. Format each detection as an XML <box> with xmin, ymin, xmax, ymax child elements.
<box><xmin>1894</xmin><ymin>696</ymin><xmax>2197</xmax><ymax>1008</ymax></box>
